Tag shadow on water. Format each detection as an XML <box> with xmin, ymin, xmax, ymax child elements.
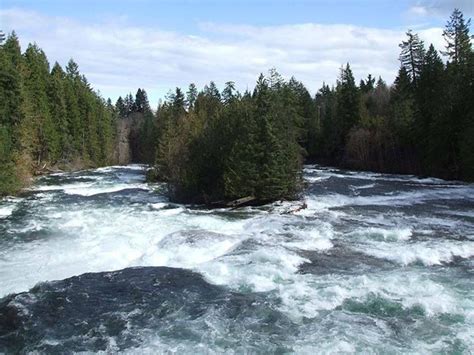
<box><xmin>0</xmin><ymin>267</ymin><xmax>296</xmax><ymax>353</ymax></box>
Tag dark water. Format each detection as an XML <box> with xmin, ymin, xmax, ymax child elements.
<box><xmin>0</xmin><ymin>165</ymin><xmax>473</xmax><ymax>353</ymax></box>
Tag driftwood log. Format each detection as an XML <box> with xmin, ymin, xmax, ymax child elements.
<box><xmin>227</xmin><ymin>196</ymin><xmax>256</xmax><ymax>208</ymax></box>
<box><xmin>285</xmin><ymin>202</ymin><xmax>307</xmax><ymax>214</ymax></box>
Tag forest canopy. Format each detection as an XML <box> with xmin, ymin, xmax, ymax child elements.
<box><xmin>0</xmin><ymin>32</ymin><xmax>117</xmax><ymax>195</ymax></box>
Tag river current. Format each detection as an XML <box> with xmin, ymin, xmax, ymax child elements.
<box><xmin>0</xmin><ymin>165</ymin><xmax>473</xmax><ymax>353</ymax></box>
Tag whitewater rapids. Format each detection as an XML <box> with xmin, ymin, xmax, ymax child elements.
<box><xmin>0</xmin><ymin>164</ymin><xmax>473</xmax><ymax>353</ymax></box>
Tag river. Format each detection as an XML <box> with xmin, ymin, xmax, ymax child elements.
<box><xmin>0</xmin><ymin>165</ymin><xmax>473</xmax><ymax>353</ymax></box>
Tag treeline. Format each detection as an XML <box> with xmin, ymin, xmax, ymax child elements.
<box><xmin>313</xmin><ymin>9</ymin><xmax>474</xmax><ymax>180</ymax></box>
<box><xmin>130</xmin><ymin>9</ymin><xmax>472</xmax><ymax>204</ymax></box>
<box><xmin>2</xmin><ymin>9</ymin><xmax>472</xmax><ymax>202</ymax></box>
<box><xmin>0</xmin><ymin>32</ymin><xmax>117</xmax><ymax>195</ymax></box>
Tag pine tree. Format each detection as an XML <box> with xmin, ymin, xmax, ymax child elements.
<box><xmin>0</xmin><ymin>33</ymin><xmax>22</xmax><ymax>128</ymax></box>
<box><xmin>390</xmin><ymin>66</ymin><xmax>414</xmax><ymax>138</ymax></box>
<box><xmin>334</xmin><ymin>64</ymin><xmax>360</xmax><ymax>160</ymax></box>
<box><xmin>0</xmin><ymin>32</ymin><xmax>22</xmax><ymax>194</ymax></box>
<box><xmin>442</xmin><ymin>9</ymin><xmax>473</xmax><ymax>178</ymax></box>
<box><xmin>443</xmin><ymin>9</ymin><xmax>472</xmax><ymax>66</ymax></box>
<box><xmin>135</xmin><ymin>88</ymin><xmax>151</xmax><ymax>113</ymax></box>
<box><xmin>222</xmin><ymin>81</ymin><xmax>236</xmax><ymax>104</ymax></box>
<box><xmin>206</xmin><ymin>81</ymin><xmax>221</xmax><ymax>100</ymax></box>
<box><xmin>359</xmin><ymin>74</ymin><xmax>376</xmax><ymax>93</ymax></box>
<box><xmin>416</xmin><ymin>44</ymin><xmax>448</xmax><ymax>174</ymax></box>
<box><xmin>65</xmin><ymin>59</ymin><xmax>83</xmax><ymax>154</ymax></box>
<box><xmin>399</xmin><ymin>30</ymin><xmax>425</xmax><ymax>86</ymax></box>
<box><xmin>186</xmin><ymin>83</ymin><xmax>198</xmax><ymax>110</ymax></box>
<box><xmin>0</xmin><ymin>33</ymin><xmax>117</xmax><ymax>195</ymax></box>
<box><xmin>22</xmin><ymin>44</ymin><xmax>59</xmax><ymax>164</ymax></box>
<box><xmin>48</xmin><ymin>62</ymin><xmax>69</xmax><ymax>159</ymax></box>
<box><xmin>115</xmin><ymin>96</ymin><xmax>126</xmax><ymax>117</ymax></box>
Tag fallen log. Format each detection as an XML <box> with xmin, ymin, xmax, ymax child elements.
<box><xmin>46</xmin><ymin>167</ymin><xmax>64</xmax><ymax>173</ymax></box>
<box><xmin>227</xmin><ymin>196</ymin><xmax>256</xmax><ymax>208</ymax></box>
<box><xmin>285</xmin><ymin>202</ymin><xmax>307</xmax><ymax>214</ymax></box>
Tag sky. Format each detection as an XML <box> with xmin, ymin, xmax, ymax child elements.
<box><xmin>0</xmin><ymin>0</ymin><xmax>473</xmax><ymax>105</ymax></box>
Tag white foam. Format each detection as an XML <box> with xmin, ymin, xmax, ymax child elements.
<box><xmin>1</xmin><ymin>163</ymin><xmax>473</xmax><ymax>353</ymax></box>
<box><xmin>149</xmin><ymin>202</ymin><xmax>168</xmax><ymax>210</ymax></box>
<box><xmin>63</xmin><ymin>183</ymin><xmax>149</xmax><ymax>196</ymax></box>
<box><xmin>94</xmin><ymin>164</ymin><xmax>146</xmax><ymax>173</ymax></box>
<box><xmin>304</xmin><ymin>175</ymin><xmax>329</xmax><ymax>183</ymax></box>
<box><xmin>0</xmin><ymin>205</ymin><xmax>14</xmax><ymax>218</ymax></box>
<box><xmin>0</xmin><ymin>201</ymin><xmax>252</xmax><ymax>296</ymax></box>
<box><xmin>31</xmin><ymin>182</ymin><xmax>94</xmax><ymax>192</ymax></box>
<box><xmin>362</xmin><ymin>240</ymin><xmax>474</xmax><ymax>266</ymax></box>
<box><xmin>349</xmin><ymin>227</ymin><xmax>413</xmax><ymax>242</ymax></box>
<box><xmin>140</xmin><ymin>230</ymin><xmax>243</xmax><ymax>268</ymax></box>
<box><xmin>353</xmin><ymin>183</ymin><xmax>376</xmax><ymax>190</ymax></box>
<box><xmin>284</xmin><ymin>225</ymin><xmax>334</xmax><ymax>251</ymax></box>
<box><xmin>199</xmin><ymin>245</ymin><xmax>309</xmax><ymax>293</ymax></box>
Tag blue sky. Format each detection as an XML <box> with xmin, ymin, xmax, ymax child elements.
<box><xmin>1</xmin><ymin>0</ymin><xmax>447</xmax><ymax>29</ymax></box>
<box><xmin>1</xmin><ymin>0</ymin><xmax>472</xmax><ymax>105</ymax></box>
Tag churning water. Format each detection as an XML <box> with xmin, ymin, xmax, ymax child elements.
<box><xmin>0</xmin><ymin>165</ymin><xmax>473</xmax><ymax>353</ymax></box>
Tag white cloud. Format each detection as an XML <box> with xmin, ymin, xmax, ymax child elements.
<box><xmin>408</xmin><ymin>5</ymin><xmax>430</xmax><ymax>17</ymax></box>
<box><xmin>0</xmin><ymin>8</ymin><xmax>447</xmax><ymax>105</ymax></box>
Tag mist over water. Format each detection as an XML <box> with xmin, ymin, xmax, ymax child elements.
<box><xmin>0</xmin><ymin>165</ymin><xmax>473</xmax><ymax>353</ymax></box>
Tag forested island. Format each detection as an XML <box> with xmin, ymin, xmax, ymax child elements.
<box><xmin>0</xmin><ymin>9</ymin><xmax>472</xmax><ymax>205</ymax></box>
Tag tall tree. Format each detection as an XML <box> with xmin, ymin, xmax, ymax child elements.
<box><xmin>443</xmin><ymin>9</ymin><xmax>472</xmax><ymax>66</ymax></box>
<box><xmin>399</xmin><ymin>30</ymin><xmax>425</xmax><ymax>86</ymax></box>
<box><xmin>186</xmin><ymin>83</ymin><xmax>198</xmax><ymax>110</ymax></box>
<box><xmin>334</xmin><ymin>63</ymin><xmax>360</xmax><ymax>160</ymax></box>
<box><xmin>22</xmin><ymin>44</ymin><xmax>58</xmax><ymax>164</ymax></box>
<box><xmin>222</xmin><ymin>81</ymin><xmax>237</xmax><ymax>104</ymax></box>
<box><xmin>135</xmin><ymin>88</ymin><xmax>151</xmax><ymax>113</ymax></box>
<box><xmin>416</xmin><ymin>44</ymin><xmax>448</xmax><ymax>174</ymax></box>
<box><xmin>48</xmin><ymin>62</ymin><xmax>69</xmax><ymax>158</ymax></box>
<box><xmin>115</xmin><ymin>96</ymin><xmax>126</xmax><ymax>117</ymax></box>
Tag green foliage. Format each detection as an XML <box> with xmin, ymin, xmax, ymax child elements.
<box><xmin>0</xmin><ymin>32</ymin><xmax>117</xmax><ymax>196</ymax></box>
<box><xmin>313</xmin><ymin>9</ymin><xmax>473</xmax><ymax>180</ymax></box>
<box><xmin>153</xmin><ymin>71</ymin><xmax>303</xmax><ymax>204</ymax></box>
<box><xmin>443</xmin><ymin>9</ymin><xmax>472</xmax><ymax>66</ymax></box>
<box><xmin>1</xmin><ymin>8</ymin><xmax>473</xmax><ymax>198</ymax></box>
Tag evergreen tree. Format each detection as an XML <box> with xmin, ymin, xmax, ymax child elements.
<box><xmin>48</xmin><ymin>62</ymin><xmax>69</xmax><ymax>158</ymax></box>
<box><xmin>115</xmin><ymin>96</ymin><xmax>126</xmax><ymax>117</ymax></box>
<box><xmin>124</xmin><ymin>93</ymin><xmax>136</xmax><ymax>115</ymax></box>
<box><xmin>359</xmin><ymin>74</ymin><xmax>376</xmax><ymax>93</ymax></box>
<box><xmin>0</xmin><ymin>33</ymin><xmax>118</xmax><ymax>195</ymax></box>
<box><xmin>222</xmin><ymin>81</ymin><xmax>237</xmax><ymax>104</ymax></box>
<box><xmin>443</xmin><ymin>9</ymin><xmax>472</xmax><ymax>66</ymax></box>
<box><xmin>135</xmin><ymin>88</ymin><xmax>151</xmax><ymax>113</ymax></box>
<box><xmin>205</xmin><ymin>81</ymin><xmax>221</xmax><ymax>100</ymax></box>
<box><xmin>334</xmin><ymin>64</ymin><xmax>360</xmax><ymax>159</ymax></box>
<box><xmin>390</xmin><ymin>67</ymin><xmax>414</xmax><ymax>138</ymax></box>
<box><xmin>186</xmin><ymin>83</ymin><xmax>198</xmax><ymax>109</ymax></box>
<box><xmin>416</xmin><ymin>44</ymin><xmax>448</xmax><ymax>174</ymax></box>
<box><xmin>0</xmin><ymin>32</ymin><xmax>22</xmax><ymax>194</ymax></box>
<box><xmin>399</xmin><ymin>30</ymin><xmax>425</xmax><ymax>86</ymax></box>
<box><xmin>22</xmin><ymin>43</ymin><xmax>59</xmax><ymax>164</ymax></box>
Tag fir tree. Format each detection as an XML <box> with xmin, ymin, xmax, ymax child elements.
<box><xmin>186</xmin><ymin>83</ymin><xmax>198</xmax><ymax>110</ymax></box>
<box><xmin>399</xmin><ymin>30</ymin><xmax>425</xmax><ymax>86</ymax></box>
<box><xmin>443</xmin><ymin>9</ymin><xmax>472</xmax><ymax>66</ymax></box>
